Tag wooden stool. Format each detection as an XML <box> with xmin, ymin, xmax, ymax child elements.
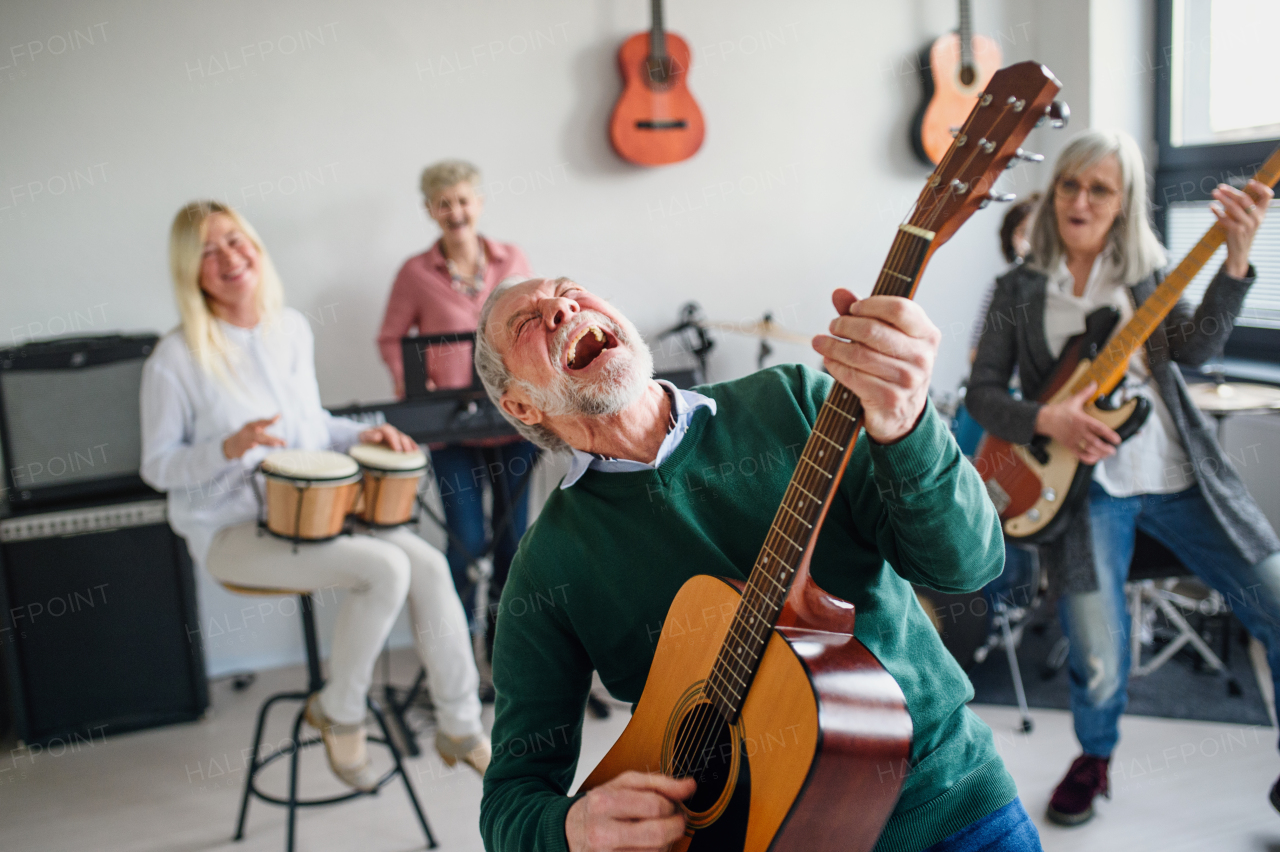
<box><xmin>220</xmin><ymin>582</ymin><xmax>437</xmax><ymax>851</ymax></box>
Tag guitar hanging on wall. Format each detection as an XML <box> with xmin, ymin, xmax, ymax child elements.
<box><xmin>579</xmin><ymin>61</ymin><xmax>1065</xmax><ymax>851</ymax></box>
<box><xmin>911</xmin><ymin>0</ymin><xmax>1003</xmax><ymax>167</ymax></box>
<box><xmin>976</xmin><ymin>145</ymin><xmax>1280</xmax><ymax>543</ymax></box>
<box><xmin>609</xmin><ymin>0</ymin><xmax>705</xmax><ymax>166</ymax></box>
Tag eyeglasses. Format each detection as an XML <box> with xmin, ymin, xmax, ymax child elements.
<box><xmin>1057</xmin><ymin>177</ymin><xmax>1119</xmax><ymax>206</ymax></box>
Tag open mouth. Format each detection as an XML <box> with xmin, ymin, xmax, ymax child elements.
<box><xmin>565</xmin><ymin>324</ymin><xmax>619</xmax><ymax>371</ymax></box>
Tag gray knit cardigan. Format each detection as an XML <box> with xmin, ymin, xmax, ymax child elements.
<box><xmin>966</xmin><ymin>262</ymin><xmax>1280</xmax><ymax>593</ymax></box>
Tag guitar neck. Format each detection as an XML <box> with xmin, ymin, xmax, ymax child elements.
<box><xmin>958</xmin><ymin>0</ymin><xmax>974</xmax><ymax>71</ymax></box>
<box><xmin>1073</xmin><ymin>146</ymin><xmax>1280</xmax><ymax>398</ymax></box>
<box><xmin>702</xmin><ymin>226</ymin><xmax>935</xmax><ymax>723</ymax></box>
<box><xmin>649</xmin><ymin>0</ymin><xmax>668</xmax><ymax>60</ymax></box>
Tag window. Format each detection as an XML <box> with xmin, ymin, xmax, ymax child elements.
<box><xmin>1154</xmin><ymin>0</ymin><xmax>1280</xmax><ymax>359</ymax></box>
<box><xmin>1168</xmin><ymin>0</ymin><xmax>1280</xmax><ymax>147</ymax></box>
<box><xmin>1165</xmin><ymin>202</ymin><xmax>1280</xmax><ymax>328</ymax></box>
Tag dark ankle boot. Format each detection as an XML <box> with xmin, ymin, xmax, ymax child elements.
<box><xmin>1046</xmin><ymin>754</ymin><xmax>1111</xmax><ymax>826</ymax></box>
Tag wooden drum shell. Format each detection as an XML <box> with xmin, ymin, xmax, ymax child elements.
<box><xmin>354</xmin><ymin>470</ymin><xmax>423</xmax><ymax>527</ymax></box>
<box><xmin>263</xmin><ymin>474</ymin><xmax>361</xmax><ymax>541</ymax></box>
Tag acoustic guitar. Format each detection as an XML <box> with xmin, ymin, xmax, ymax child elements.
<box><xmin>976</xmin><ymin>145</ymin><xmax>1280</xmax><ymax>543</ymax></box>
<box><xmin>609</xmin><ymin>0</ymin><xmax>705</xmax><ymax>166</ymax></box>
<box><xmin>579</xmin><ymin>61</ymin><xmax>1064</xmax><ymax>851</ymax></box>
<box><xmin>911</xmin><ymin>0</ymin><xmax>1003</xmax><ymax>167</ymax></box>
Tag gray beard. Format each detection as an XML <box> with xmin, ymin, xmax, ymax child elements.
<box><xmin>518</xmin><ymin>310</ymin><xmax>654</xmax><ymax>419</ymax></box>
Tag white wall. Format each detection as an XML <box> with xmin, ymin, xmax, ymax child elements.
<box><xmin>2</xmin><ymin>0</ymin><xmax>1100</xmax><ymax>676</ymax></box>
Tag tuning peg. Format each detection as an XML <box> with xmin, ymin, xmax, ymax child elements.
<box><xmin>1005</xmin><ymin>147</ymin><xmax>1045</xmax><ymax>169</ymax></box>
<box><xmin>1036</xmin><ymin>100</ymin><xmax>1070</xmax><ymax>129</ymax></box>
<box><xmin>978</xmin><ymin>191</ymin><xmax>1017</xmax><ymax>209</ymax></box>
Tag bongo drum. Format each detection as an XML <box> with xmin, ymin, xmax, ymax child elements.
<box><xmin>260</xmin><ymin>450</ymin><xmax>361</xmax><ymax>542</ymax></box>
<box><xmin>348</xmin><ymin>443</ymin><xmax>427</xmax><ymax>527</ymax></box>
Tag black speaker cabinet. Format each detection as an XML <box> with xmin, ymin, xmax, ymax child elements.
<box><xmin>0</xmin><ymin>497</ymin><xmax>208</xmax><ymax>745</ymax></box>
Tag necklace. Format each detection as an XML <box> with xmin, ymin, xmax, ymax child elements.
<box><xmin>443</xmin><ymin>240</ymin><xmax>486</xmax><ymax>297</ymax></box>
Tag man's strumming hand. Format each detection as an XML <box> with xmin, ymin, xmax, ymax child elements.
<box><xmin>565</xmin><ymin>771</ymin><xmax>695</xmax><ymax>852</ymax></box>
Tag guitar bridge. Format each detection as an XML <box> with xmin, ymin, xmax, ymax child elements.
<box><xmin>636</xmin><ymin>119</ymin><xmax>687</xmax><ymax>130</ymax></box>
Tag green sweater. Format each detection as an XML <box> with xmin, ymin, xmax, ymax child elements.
<box><xmin>480</xmin><ymin>365</ymin><xmax>1016</xmax><ymax>852</ymax></box>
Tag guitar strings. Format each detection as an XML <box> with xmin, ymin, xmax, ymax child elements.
<box><xmin>664</xmin><ymin>189</ymin><xmax>948</xmax><ymax>785</ymax></box>
<box><xmin>666</xmin><ymin>99</ymin><xmax>1015</xmax><ymax>790</ymax></box>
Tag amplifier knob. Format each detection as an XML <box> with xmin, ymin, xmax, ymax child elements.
<box><xmin>1042</xmin><ymin>487</ymin><xmax>1057</xmax><ymax>502</ymax></box>
<box><xmin>1026</xmin><ymin>508</ymin><xmax>1041</xmax><ymax>521</ymax></box>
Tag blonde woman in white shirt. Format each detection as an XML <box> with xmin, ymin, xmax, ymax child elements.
<box><xmin>140</xmin><ymin>201</ymin><xmax>489</xmax><ymax>789</ymax></box>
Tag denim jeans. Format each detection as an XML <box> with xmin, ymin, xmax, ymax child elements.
<box><xmin>1061</xmin><ymin>480</ymin><xmax>1280</xmax><ymax>756</ymax></box>
<box><xmin>923</xmin><ymin>798</ymin><xmax>1042</xmax><ymax>852</ymax></box>
<box><xmin>431</xmin><ymin>441</ymin><xmax>539</xmax><ymax>630</ymax></box>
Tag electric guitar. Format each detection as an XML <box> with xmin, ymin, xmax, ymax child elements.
<box><xmin>911</xmin><ymin>0</ymin><xmax>1003</xmax><ymax>167</ymax></box>
<box><xmin>579</xmin><ymin>62</ymin><xmax>1064</xmax><ymax>851</ymax></box>
<box><xmin>976</xmin><ymin>145</ymin><xmax>1280</xmax><ymax>543</ymax></box>
<box><xmin>609</xmin><ymin>0</ymin><xmax>705</xmax><ymax>166</ymax></box>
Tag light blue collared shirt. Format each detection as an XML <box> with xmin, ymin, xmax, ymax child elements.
<box><xmin>560</xmin><ymin>380</ymin><xmax>717</xmax><ymax>489</ymax></box>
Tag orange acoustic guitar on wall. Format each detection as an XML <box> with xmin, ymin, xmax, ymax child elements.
<box><xmin>609</xmin><ymin>0</ymin><xmax>705</xmax><ymax>166</ymax></box>
<box><xmin>579</xmin><ymin>62</ymin><xmax>1065</xmax><ymax>851</ymax></box>
<box><xmin>911</xmin><ymin>0</ymin><xmax>1003</xmax><ymax>166</ymax></box>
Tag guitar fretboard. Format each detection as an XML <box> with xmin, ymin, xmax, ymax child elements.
<box><xmin>702</xmin><ymin>230</ymin><xmax>933</xmax><ymax>723</ymax></box>
<box><xmin>649</xmin><ymin>0</ymin><xmax>667</xmax><ymax>60</ymax></box>
<box><xmin>959</xmin><ymin>0</ymin><xmax>974</xmax><ymax>72</ymax></box>
<box><xmin>1072</xmin><ymin>146</ymin><xmax>1280</xmax><ymax>399</ymax></box>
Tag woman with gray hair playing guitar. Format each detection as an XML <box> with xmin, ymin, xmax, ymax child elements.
<box><xmin>968</xmin><ymin>128</ymin><xmax>1280</xmax><ymax>826</ymax></box>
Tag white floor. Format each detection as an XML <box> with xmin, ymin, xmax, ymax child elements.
<box><xmin>2</xmin><ymin>649</ymin><xmax>1278</xmax><ymax>852</ymax></box>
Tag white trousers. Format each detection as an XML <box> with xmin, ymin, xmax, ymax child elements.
<box><xmin>206</xmin><ymin>522</ymin><xmax>481</xmax><ymax>735</ymax></box>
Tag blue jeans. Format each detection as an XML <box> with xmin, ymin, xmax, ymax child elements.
<box><xmin>923</xmin><ymin>798</ymin><xmax>1042</xmax><ymax>852</ymax></box>
<box><xmin>431</xmin><ymin>441</ymin><xmax>539</xmax><ymax>629</ymax></box>
<box><xmin>1061</xmin><ymin>481</ymin><xmax>1280</xmax><ymax>756</ymax></box>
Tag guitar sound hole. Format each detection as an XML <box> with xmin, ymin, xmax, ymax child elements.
<box><xmin>959</xmin><ymin>65</ymin><xmax>976</xmax><ymax>86</ymax></box>
<box><xmin>643</xmin><ymin>56</ymin><xmax>674</xmax><ymax>89</ymax></box>
<box><xmin>671</xmin><ymin>702</ymin><xmax>734</xmax><ymax>814</ymax></box>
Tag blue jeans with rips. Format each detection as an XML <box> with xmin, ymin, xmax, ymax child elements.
<box><xmin>1061</xmin><ymin>480</ymin><xmax>1280</xmax><ymax>757</ymax></box>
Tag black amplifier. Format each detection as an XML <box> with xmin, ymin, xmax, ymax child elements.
<box><xmin>0</xmin><ymin>334</ymin><xmax>159</xmax><ymax>508</ymax></box>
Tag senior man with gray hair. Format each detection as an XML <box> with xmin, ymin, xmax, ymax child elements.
<box><xmin>476</xmin><ymin>276</ymin><xmax>1041</xmax><ymax>852</ymax></box>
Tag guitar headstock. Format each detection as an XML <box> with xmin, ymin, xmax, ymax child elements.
<box><xmin>909</xmin><ymin>61</ymin><xmax>1064</xmax><ymax>246</ymax></box>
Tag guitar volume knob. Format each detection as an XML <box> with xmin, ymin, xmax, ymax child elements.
<box><xmin>1042</xmin><ymin>487</ymin><xmax>1057</xmax><ymax>502</ymax></box>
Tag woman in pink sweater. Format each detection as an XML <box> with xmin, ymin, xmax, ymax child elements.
<box><xmin>377</xmin><ymin>160</ymin><xmax>537</xmax><ymax>671</ymax></box>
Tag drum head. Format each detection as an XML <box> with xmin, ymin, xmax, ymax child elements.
<box><xmin>261</xmin><ymin>449</ymin><xmax>360</xmax><ymax>480</ymax></box>
<box><xmin>348</xmin><ymin>443</ymin><xmax>427</xmax><ymax>473</ymax></box>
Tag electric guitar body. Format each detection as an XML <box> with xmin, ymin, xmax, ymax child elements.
<box><xmin>609</xmin><ymin>0</ymin><xmax>705</xmax><ymax>166</ymax></box>
<box><xmin>975</xmin><ymin>308</ymin><xmax>1150</xmax><ymax>543</ymax></box>
<box><xmin>580</xmin><ymin>61</ymin><xmax>1066</xmax><ymax>850</ymax></box>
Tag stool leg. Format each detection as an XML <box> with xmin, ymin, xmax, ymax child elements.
<box><xmin>234</xmin><ymin>690</ymin><xmax>278</xmax><ymax>841</ymax></box>
<box><xmin>300</xmin><ymin>594</ymin><xmax>324</xmax><ymax>694</ymax></box>
<box><xmin>286</xmin><ymin>704</ymin><xmax>307</xmax><ymax>852</ymax></box>
<box><xmin>369</xmin><ymin>697</ymin><xmax>437</xmax><ymax>849</ymax></box>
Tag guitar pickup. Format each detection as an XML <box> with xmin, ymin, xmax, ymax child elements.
<box><xmin>1027</xmin><ymin>436</ymin><xmax>1051</xmax><ymax>466</ymax></box>
<box><xmin>636</xmin><ymin>120</ymin><xmax>687</xmax><ymax>130</ymax></box>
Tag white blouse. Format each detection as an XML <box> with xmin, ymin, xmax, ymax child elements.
<box><xmin>1043</xmin><ymin>254</ymin><xmax>1192</xmax><ymax>497</ymax></box>
<box><xmin>139</xmin><ymin>308</ymin><xmax>364</xmax><ymax>566</ymax></box>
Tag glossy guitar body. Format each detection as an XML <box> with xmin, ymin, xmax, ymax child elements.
<box><xmin>975</xmin><ymin>308</ymin><xmax>1151</xmax><ymax>542</ymax></box>
<box><xmin>579</xmin><ymin>575</ymin><xmax>912</xmax><ymax>851</ymax></box>
<box><xmin>610</xmin><ymin>31</ymin><xmax>705</xmax><ymax>166</ymax></box>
